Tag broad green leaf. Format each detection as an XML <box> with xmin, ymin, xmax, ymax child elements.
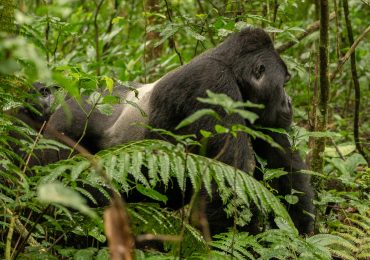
<box><xmin>233</xmin><ymin>109</ymin><xmax>259</xmax><ymax>123</ymax></box>
<box><xmin>214</xmin><ymin>124</ymin><xmax>229</xmax><ymax>134</ymax></box>
<box><xmin>264</xmin><ymin>169</ymin><xmax>288</xmax><ymax>181</ymax></box>
<box><xmin>285</xmin><ymin>195</ymin><xmax>299</xmax><ymax>205</ymax></box>
<box><xmin>38</xmin><ymin>182</ymin><xmax>97</xmax><ymax>218</ymax></box>
<box><xmin>325</xmin><ymin>144</ymin><xmax>356</xmax><ymax>157</ymax></box>
<box><xmin>176</xmin><ymin>109</ymin><xmax>221</xmax><ymax>130</ymax></box>
<box><xmin>96</xmin><ymin>103</ymin><xmax>114</xmax><ymax>116</ymax></box>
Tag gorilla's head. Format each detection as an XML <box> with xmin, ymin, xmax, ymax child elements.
<box><xmin>216</xmin><ymin>27</ymin><xmax>293</xmax><ymax>128</ymax></box>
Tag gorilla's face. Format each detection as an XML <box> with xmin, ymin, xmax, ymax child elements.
<box><xmin>235</xmin><ymin>48</ymin><xmax>292</xmax><ymax>128</ymax></box>
<box><xmin>28</xmin><ymin>82</ymin><xmax>55</xmax><ymax>122</ymax></box>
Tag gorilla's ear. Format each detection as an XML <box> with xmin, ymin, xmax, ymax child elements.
<box><xmin>253</xmin><ymin>64</ymin><xmax>265</xmax><ymax>80</ymax></box>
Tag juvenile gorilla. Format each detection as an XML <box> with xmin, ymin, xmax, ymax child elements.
<box><xmin>44</xmin><ymin>27</ymin><xmax>314</xmax><ymax>234</ymax></box>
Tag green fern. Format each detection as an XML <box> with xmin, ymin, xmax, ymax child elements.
<box><xmin>128</xmin><ymin>203</ymin><xmax>207</xmax><ymax>257</ymax></box>
<box><xmin>210</xmin><ymin>232</ymin><xmax>258</xmax><ymax>259</ymax></box>
<box><xmin>33</xmin><ymin>139</ymin><xmax>295</xmax><ymax>231</ymax></box>
<box><xmin>195</xmin><ymin>230</ymin><xmax>345</xmax><ymax>260</ymax></box>
<box><xmin>328</xmin><ymin>212</ymin><xmax>370</xmax><ymax>259</ymax></box>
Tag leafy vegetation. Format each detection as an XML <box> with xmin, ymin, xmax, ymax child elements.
<box><xmin>1</xmin><ymin>0</ymin><xmax>369</xmax><ymax>259</ymax></box>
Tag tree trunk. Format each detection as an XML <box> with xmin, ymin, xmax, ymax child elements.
<box><xmin>311</xmin><ymin>0</ymin><xmax>330</xmax><ymax>173</ymax></box>
<box><xmin>144</xmin><ymin>0</ymin><xmax>162</xmax><ymax>61</ymax></box>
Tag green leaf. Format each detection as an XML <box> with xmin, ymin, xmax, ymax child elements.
<box><xmin>184</xmin><ymin>27</ymin><xmax>206</xmax><ymax>41</ymax></box>
<box><xmin>233</xmin><ymin>109</ymin><xmax>259</xmax><ymax>123</ymax></box>
<box><xmin>74</xmin><ymin>248</ymin><xmax>98</xmax><ymax>259</ymax></box>
<box><xmin>136</xmin><ymin>184</ymin><xmax>168</xmax><ymax>203</ymax></box>
<box><xmin>96</xmin><ymin>103</ymin><xmax>114</xmax><ymax>116</ymax></box>
<box><xmin>214</xmin><ymin>124</ymin><xmax>229</xmax><ymax>134</ymax></box>
<box><xmin>264</xmin><ymin>169</ymin><xmax>288</xmax><ymax>181</ymax></box>
<box><xmin>103</xmin><ymin>75</ymin><xmax>114</xmax><ymax>93</ymax></box>
<box><xmin>38</xmin><ymin>182</ymin><xmax>97</xmax><ymax>218</ymax></box>
<box><xmin>112</xmin><ymin>16</ymin><xmax>124</xmax><ymax>24</ymax></box>
<box><xmin>325</xmin><ymin>144</ymin><xmax>356</xmax><ymax>157</ymax></box>
<box><xmin>285</xmin><ymin>195</ymin><xmax>299</xmax><ymax>205</ymax></box>
<box><xmin>175</xmin><ymin>109</ymin><xmax>221</xmax><ymax>130</ymax></box>
<box><xmin>344</xmin><ymin>153</ymin><xmax>367</xmax><ymax>173</ymax></box>
<box><xmin>200</xmin><ymin>129</ymin><xmax>212</xmax><ymax>138</ymax></box>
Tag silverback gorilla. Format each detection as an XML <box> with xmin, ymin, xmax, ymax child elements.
<box><xmin>41</xmin><ymin>27</ymin><xmax>314</xmax><ymax>234</ymax></box>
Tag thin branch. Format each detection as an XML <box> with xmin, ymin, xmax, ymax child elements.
<box><xmin>333</xmin><ymin>0</ymin><xmax>341</xmax><ymax>60</ymax></box>
<box><xmin>360</xmin><ymin>0</ymin><xmax>370</xmax><ymax>7</ymax></box>
<box><xmin>196</xmin><ymin>0</ymin><xmax>216</xmax><ymax>46</ymax></box>
<box><xmin>12</xmin><ymin>205</ymin><xmax>50</xmax><ymax>259</ymax></box>
<box><xmin>53</xmin><ymin>30</ymin><xmax>61</xmax><ymax>61</ymax></box>
<box><xmin>22</xmin><ymin>121</ymin><xmax>46</xmax><ymax>174</ymax></box>
<box><xmin>93</xmin><ymin>0</ymin><xmax>105</xmax><ymax>76</ymax></box>
<box><xmin>276</xmin><ymin>12</ymin><xmax>336</xmax><ymax>53</ymax></box>
<box><xmin>164</xmin><ymin>0</ymin><xmax>183</xmax><ymax>65</ymax></box>
<box><xmin>331</xmin><ymin>138</ymin><xmax>345</xmax><ymax>160</ymax></box>
<box><xmin>103</xmin><ymin>0</ymin><xmax>119</xmax><ymax>54</ymax></box>
<box><xmin>342</xmin><ymin>0</ymin><xmax>369</xmax><ymax>163</ymax></box>
<box><xmin>7</xmin><ymin>208</ymin><xmax>42</xmax><ymax>260</ymax></box>
<box><xmin>136</xmin><ymin>234</ymin><xmax>182</xmax><ymax>243</ymax></box>
<box><xmin>5</xmin><ymin>214</ymin><xmax>14</xmax><ymax>260</ymax></box>
<box><xmin>330</xmin><ymin>25</ymin><xmax>370</xmax><ymax>81</ymax></box>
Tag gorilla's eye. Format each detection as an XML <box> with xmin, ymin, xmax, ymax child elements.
<box><xmin>253</xmin><ymin>64</ymin><xmax>265</xmax><ymax>80</ymax></box>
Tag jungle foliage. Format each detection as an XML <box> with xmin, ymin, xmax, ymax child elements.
<box><xmin>0</xmin><ymin>0</ymin><xmax>369</xmax><ymax>259</ymax></box>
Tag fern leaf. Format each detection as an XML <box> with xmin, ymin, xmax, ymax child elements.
<box><xmin>33</xmin><ymin>139</ymin><xmax>295</xmax><ymax>230</ymax></box>
<box><xmin>131</xmin><ymin>150</ymin><xmax>149</xmax><ymax>186</ymax></box>
<box><xmin>172</xmin><ymin>154</ymin><xmax>185</xmax><ymax>191</ymax></box>
<box><xmin>158</xmin><ymin>152</ymin><xmax>170</xmax><ymax>187</ymax></box>
<box><xmin>116</xmin><ymin>152</ymin><xmax>130</xmax><ymax>192</ymax></box>
<box><xmin>39</xmin><ymin>164</ymin><xmax>71</xmax><ymax>184</ymax></box>
<box><xmin>329</xmin><ymin>249</ymin><xmax>356</xmax><ymax>260</ymax></box>
<box><xmin>146</xmin><ymin>153</ymin><xmax>158</xmax><ymax>186</ymax></box>
<box><xmin>186</xmin><ymin>155</ymin><xmax>200</xmax><ymax>191</ymax></box>
<box><xmin>201</xmin><ymin>164</ymin><xmax>213</xmax><ymax>197</ymax></box>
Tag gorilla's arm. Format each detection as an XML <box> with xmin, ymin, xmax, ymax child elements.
<box><xmin>252</xmin><ymin>131</ymin><xmax>315</xmax><ymax>234</ymax></box>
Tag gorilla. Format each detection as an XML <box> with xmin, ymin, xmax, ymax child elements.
<box><xmin>40</xmin><ymin>27</ymin><xmax>314</xmax><ymax>235</ymax></box>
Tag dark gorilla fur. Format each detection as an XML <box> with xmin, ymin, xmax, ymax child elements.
<box><xmin>40</xmin><ymin>27</ymin><xmax>315</xmax><ymax>235</ymax></box>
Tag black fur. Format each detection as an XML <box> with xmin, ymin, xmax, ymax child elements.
<box><xmin>40</xmin><ymin>27</ymin><xmax>314</xmax><ymax>235</ymax></box>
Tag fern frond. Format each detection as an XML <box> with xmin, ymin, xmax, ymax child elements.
<box><xmin>210</xmin><ymin>232</ymin><xmax>257</xmax><ymax>260</ymax></box>
<box><xmin>35</xmin><ymin>139</ymin><xmax>295</xmax><ymax>230</ymax></box>
<box><xmin>329</xmin><ymin>249</ymin><xmax>356</xmax><ymax>260</ymax></box>
<box><xmin>328</xmin><ymin>212</ymin><xmax>370</xmax><ymax>259</ymax></box>
<box><xmin>127</xmin><ymin>203</ymin><xmax>207</xmax><ymax>256</ymax></box>
<box><xmin>358</xmin><ymin>251</ymin><xmax>370</xmax><ymax>259</ymax></box>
